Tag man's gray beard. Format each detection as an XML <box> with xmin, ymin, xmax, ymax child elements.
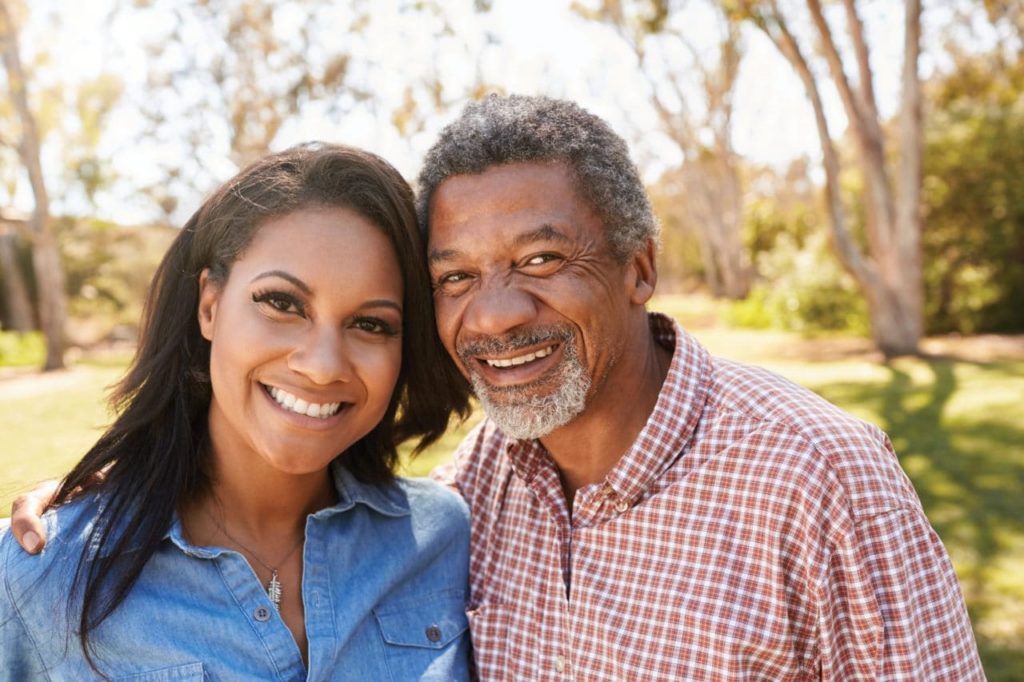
<box><xmin>466</xmin><ymin>336</ymin><xmax>591</xmax><ymax>441</ymax></box>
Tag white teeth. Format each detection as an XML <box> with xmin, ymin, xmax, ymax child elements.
<box><xmin>266</xmin><ymin>386</ymin><xmax>341</xmax><ymax>419</ymax></box>
<box><xmin>485</xmin><ymin>345</ymin><xmax>555</xmax><ymax>368</ymax></box>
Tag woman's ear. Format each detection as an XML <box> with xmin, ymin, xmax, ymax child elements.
<box><xmin>197</xmin><ymin>268</ymin><xmax>219</xmax><ymax>341</ymax></box>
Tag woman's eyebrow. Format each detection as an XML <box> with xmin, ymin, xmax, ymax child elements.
<box><xmin>360</xmin><ymin>299</ymin><xmax>403</xmax><ymax>314</ymax></box>
<box><xmin>249</xmin><ymin>270</ymin><xmax>312</xmax><ymax>294</ymax></box>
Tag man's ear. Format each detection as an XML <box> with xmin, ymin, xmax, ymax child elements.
<box><xmin>625</xmin><ymin>238</ymin><xmax>658</xmax><ymax>306</ymax></box>
<box><xmin>197</xmin><ymin>268</ymin><xmax>219</xmax><ymax>341</ymax></box>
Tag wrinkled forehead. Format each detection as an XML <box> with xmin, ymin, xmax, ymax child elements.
<box><xmin>427</xmin><ymin>162</ymin><xmax>595</xmax><ymax>235</ymax></box>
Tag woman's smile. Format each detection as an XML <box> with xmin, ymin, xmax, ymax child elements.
<box><xmin>264</xmin><ymin>384</ymin><xmax>345</xmax><ymax>420</ymax></box>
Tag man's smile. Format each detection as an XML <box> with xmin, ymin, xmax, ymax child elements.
<box><xmin>481</xmin><ymin>344</ymin><xmax>556</xmax><ymax>368</ymax></box>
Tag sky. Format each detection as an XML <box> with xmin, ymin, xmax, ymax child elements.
<box><xmin>1</xmin><ymin>0</ymin><xmax>995</xmax><ymax>224</ymax></box>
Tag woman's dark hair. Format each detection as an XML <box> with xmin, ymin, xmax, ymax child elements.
<box><xmin>48</xmin><ymin>142</ymin><xmax>470</xmax><ymax>670</ymax></box>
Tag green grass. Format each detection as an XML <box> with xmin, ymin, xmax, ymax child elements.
<box><xmin>0</xmin><ymin>361</ymin><xmax>126</xmax><ymax>513</ymax></box>
<box><xmin>2</xmin><ymin>296</ymin><xmax>1022</xmax><ymax>678</ymax></box>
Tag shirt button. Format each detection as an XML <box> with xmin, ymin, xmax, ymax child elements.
<box><xmin>555</xmin><ymin>655</ymin><xmax>567</xmax><ymax>673</ymax></box>
<box><xmin>615</xmin><ymin>500</ymin><xmax>629</xmax><ymax>513</ymax></box>
<box><xmin>253</xmin><ymin>606</ymin><xmax>271</xmax><ymax>622</ymax></box>
<box><xmin>425</xmin><ymin>624</ymin><xmax>442</xmax><ymax>642</ymax></box>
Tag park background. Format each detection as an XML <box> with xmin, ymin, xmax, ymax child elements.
<box><xmin>1</xmin><ymin>0</ymin><xmax>1021</xmax><ymax>677</ymax></box>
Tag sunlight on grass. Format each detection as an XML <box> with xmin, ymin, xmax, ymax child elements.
<box><xmin>0</xmin><ymin>363</ymin><xmax>121</xmax><ymax>514</ymax></box>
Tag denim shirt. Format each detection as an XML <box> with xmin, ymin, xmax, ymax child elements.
<box><xmin>0</xmin><ymin>465</ymin><xmax>471</xmax><ymax>681</ymax></box>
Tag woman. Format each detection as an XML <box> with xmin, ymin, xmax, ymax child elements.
<box><xmin>0</xmin><ymin>143</ymin><xmax>472</xmax><ymax>680</ymax></box>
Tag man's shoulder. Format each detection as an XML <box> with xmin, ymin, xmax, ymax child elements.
<box><xmin>706</xmin><ymin>357</ymin><xmax>917</xmax><ymax>517</ymax></box>
<box><xmin>709</xmin><ymin>356</ymin><xmax>879</xmax><ymax>449</ymax></box>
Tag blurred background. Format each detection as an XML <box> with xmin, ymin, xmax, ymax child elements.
<box><xmin>1</xmin><ymin>0</ymin><xmax>1021</xmax><ymax>676</ymax></box>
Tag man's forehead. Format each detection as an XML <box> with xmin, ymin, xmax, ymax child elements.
<box><xmin>429</xmin><ymin>163</ymin><xmax>588</xmax><ymax>224</ymax></box>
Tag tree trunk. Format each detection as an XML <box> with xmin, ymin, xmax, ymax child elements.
<box><xmin>1</xmin><ymin>1</ymin><xmax>67</xmax><ymax>370</ymax></box>
<box><xmin>744</xmin><ymin>0</ymin><xmax>923</xmax><ymax>357</ymax></box>
<box><xmin>587</xmin><ymin>1</ymin><xmax>752</xmax><ymax>301</ymax></box>
<box><xmin>680</xmin><ymin>158</ymin><xmax>751</xmax><ymax>300</ymax></box>
<box><xmin>0</xmin><ymin>228</ymin><xmax>34</xmax><ymax>331</ymax></box>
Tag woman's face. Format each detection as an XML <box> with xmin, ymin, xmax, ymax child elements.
<box><xmin>198</xmin><ymin>206</ymin><xmax>404</xmax><ymax>477</ymax></box>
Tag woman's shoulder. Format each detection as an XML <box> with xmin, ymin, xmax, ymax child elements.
<box><xmin>393</xmin><ymin>476</ymin><xmax>469</xmax><ymax>521</ymax></box>
<box><xmin>0</xmin><ymin>494</ymin><xmax>102</xmax><ymax>590</ymax></box>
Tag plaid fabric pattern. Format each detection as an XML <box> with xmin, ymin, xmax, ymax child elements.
<box><xmin>436</xmin><ymin>314</ymin><xmax>983</xmax><ymax>681</ymax></box>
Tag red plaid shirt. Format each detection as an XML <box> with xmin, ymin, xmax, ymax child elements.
<box><xmin>435</xmin><ymin>314</ymin><xmax>983</xmax><ymax>681</ymax></box>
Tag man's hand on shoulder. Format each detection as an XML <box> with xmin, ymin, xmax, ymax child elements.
<box><xmin>9</xmin><ymin>479</ymin><xmax>59</xmax><ymax>554</ymax></box>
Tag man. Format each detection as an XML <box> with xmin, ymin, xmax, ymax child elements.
<box><xmin>12</xmin><ymin>95</ymin><xmax>983</xmax><ymax>680</ymax></box>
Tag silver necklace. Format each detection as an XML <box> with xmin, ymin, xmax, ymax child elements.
<box><xmin>206</xmin><ymin>510</ymin><xmax>304</xmax><ymax>611</ymax></box>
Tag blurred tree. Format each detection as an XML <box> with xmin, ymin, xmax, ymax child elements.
<box><xmin>120</xmin><ymin>0</ymin><xmax>488</xmax><ymax>222</ymax></box>
<box><xmin>0</xmin><ymin>0</ymin><xmax>67</xmax><ymax>369</ymax></box>
<box><xmin>122</xmin><ymin>0</ymin><xmax>365</xmax><ymax>219</ymax></box>
<box><xmin>577</xmin><ymin>0</ymin><xmax>752</xmax><ymax>299</ymax></box>
<box><xmin>0</xmin><ymin>211</ymin><xmax>33</xmax><ymax>331</ymax></box>
<box><xmin>922</xmin><ymin>48</ymin><xmax>1024</xmax><ymax>333</ymax></box>
<box><xmin>729</xmin><ymin>0</ymin><xmax>925</xmax><ymax>357</ymax></box>
<box><xmin>648</xmin><ymin>166</ymin><xmax>711</xmax><ymax>291</ymax></box>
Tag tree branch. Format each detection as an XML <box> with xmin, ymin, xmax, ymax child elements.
<box><xmin>758</xmin><ymin>0</ymin><xmax>874</xmax><ymax>286</ymax></box>
<box><xmin>842</xmin><ymin>0</ymin><xmax>879</xmax><ymax>120</ymax></box>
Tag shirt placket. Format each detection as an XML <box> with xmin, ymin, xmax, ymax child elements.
<box><xmin>521</xmin><ymin>457</ymin><xmax>579</xmax><ymax>680</ymax></box>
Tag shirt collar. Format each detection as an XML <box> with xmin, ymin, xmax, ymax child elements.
<box><xmin>502</xmin><ymin>312</ymin><xmax>712</xmax><ymax>505</ymax></box>
<box><xmin>602</xmin><ymin>313</ymin><xmax>711</xmax><ymax>504</ymax></box>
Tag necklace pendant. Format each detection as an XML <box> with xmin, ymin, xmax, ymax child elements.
<box><xmin>267</xmin><ymin>570</ymin><xmax>282</xmax><ymax>610</ymax></box>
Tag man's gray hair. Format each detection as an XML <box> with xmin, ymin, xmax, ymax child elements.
<box><xmin>416</xmin><ymin>94</ymin><xmax>658</xmax><ymax>262</ymax></box>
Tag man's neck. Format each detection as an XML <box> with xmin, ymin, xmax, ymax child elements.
<box><xmin>540</xmin><ymin>324</ymin><xmax>672</xmax><ymax>506</ymax></box>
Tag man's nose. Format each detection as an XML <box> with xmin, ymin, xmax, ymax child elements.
<box><xmin>462</xmin><ymin>276</ymin><xmax>537</xmax><ymax>336</ymax></box>
<box><xmin>288</xmin><ymin>326</ymin><xmax>354</xmax><ymax>385</ymax></box>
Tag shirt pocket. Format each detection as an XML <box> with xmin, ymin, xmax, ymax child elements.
<box><xmin>112</xmin><ymin>661</ymin><xmax>206</xmax><ymax>681</ymax></box>
<box><xmin>373</xmin><ymin>590</ymin><xmax>470</xmax><ymax>680</ymax></box>
<box><xmin>465</xmin><ymin>602</ymin><xmax>535</xmax><ymax>680</ymax></box>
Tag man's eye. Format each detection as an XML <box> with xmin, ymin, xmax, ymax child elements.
<box><xmin>434</xmin><ymin>271</ymin><xmax>473</xmax><ymax>290</ymax></box>
<box><xmin>522</xmin><ymin>253</ymin><xmax>561</xmax><ymax>269</ymax></box>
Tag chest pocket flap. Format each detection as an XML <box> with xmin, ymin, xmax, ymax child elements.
<box><xmin>374</xmin><ymin>591</ymin><xmax>468</xmax><ymax>649</ymax></box>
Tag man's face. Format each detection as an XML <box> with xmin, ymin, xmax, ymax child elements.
<box><xmin>427</xmin><ymin>161</ymin><xmax>639</xmax><ymax>439</ymax></box>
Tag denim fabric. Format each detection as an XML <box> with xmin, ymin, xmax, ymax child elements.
<box><xmin>0</xmin><ymin>465</ymin><xmax>470</xmax><ymax>681</ymax></box>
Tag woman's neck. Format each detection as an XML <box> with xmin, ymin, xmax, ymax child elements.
<box><xmin>187</xmin><ymin>448</ymin><xmax>336</xmax><ymax>539</ymax></box>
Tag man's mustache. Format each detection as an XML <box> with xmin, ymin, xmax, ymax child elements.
<box><xmin>457</xmin><ymin>326</ymin><xmax>574</xmax><ymax>361</ymax></box>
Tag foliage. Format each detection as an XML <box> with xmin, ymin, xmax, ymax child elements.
<box><xmin>0</xmin><ymin>330</ymin><xmax>43</xmax><ymax>366</ymax></box>
<box><xmin>921</xmin><ymin>52</ymin><xmax>1024</xmax><ymax>334</ymax></box>
<box><xmin>58</xmin><ymin>218</ymin><xmax>176</xmax><ymax>343</ymax></box>
<box><xmin>648</xmin><ymin>170</ymin><xmax>712</xmax><ymax>291</ymax></box>
<box><xmin>728</xmin><ymin>231</ymin><xmax>869</xmax><ymax>335</ymax></box>
<box><xmin>729</xmin><ymin>0</ymin><xmax>926</xmax><ymax>356</ymax></box>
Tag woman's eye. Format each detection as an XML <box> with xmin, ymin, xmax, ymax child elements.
<box><xmin>353</xmin><ymin>317</ymin><xmax>398</xmax><ymax>336</ymax></box>
<box><xmin>252</xmin><ymin>291</ymin><xmax>304</xmax><ymax>316</ymax></box>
